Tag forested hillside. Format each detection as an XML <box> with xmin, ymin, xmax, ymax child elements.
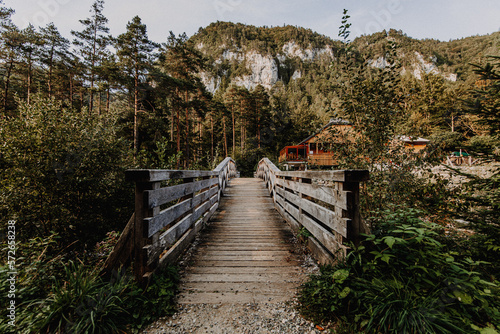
<box><xmin>1</xmin><ymin>0</ymin><xmax>499</xmax><ymax>332</ymax></box>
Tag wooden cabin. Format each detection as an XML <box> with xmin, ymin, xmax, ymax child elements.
<box><xmin>279</xmin><ymin>118</ymin><xmax>354</xmax><ymax>168</ymax></box>
<box><xmin>398</xmin><ymin>136</ymin><xmax>430</xmax><ymax>153</ymax></box>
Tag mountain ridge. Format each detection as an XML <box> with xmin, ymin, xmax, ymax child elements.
<box><xmin>189</xmin><ymin>22</ymin><xmax>500</xmax><ymax>93</ymax></box>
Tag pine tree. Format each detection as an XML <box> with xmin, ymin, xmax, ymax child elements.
<box><xmin>71</xmin><ymin>0</ymin><xmax>110</xmax><ymax>113</ymax></box>
<box><xmin>116</xmin><ymin>15</ymin><xmax>157</xmax><ymax>155</ymax></box>
<box><xmin>40</xmin><ymin>23</ymin><xmax>70</xmax><ymax>99</ymax></box>
<box><xmin>159</xmin><ymin>32</ymin><xmax>208</xmax><ymax>166</ymax></box>
<box><xmin>0</xmin><ymin>24</ymin><xmax>22</xmax><ymax>113</ymax></box>
<box><xmin>19</xmin><ymin>24</ymin><xmax>42</xmax><ymax>105</ymax></box>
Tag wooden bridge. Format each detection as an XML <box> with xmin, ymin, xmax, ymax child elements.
<box><xmin>102</xmin><ymin>157</ymin><xmax>369</xmax><ymax>303</ymax></box>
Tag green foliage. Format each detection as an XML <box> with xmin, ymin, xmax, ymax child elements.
<box><xmin>299</xmin><ymin>207</ymin><xmax>500</xmax><ymax>333</ymax></box>
<box><xmin>131</xmin><ymin>265</ymin><xmax>180</xmax><ymax>329</ymax></box>
<box><xmin>0</xmin><ymin>96</ymin><xmax>131</xmax><ymax>249</ymax></box>
<box><xmin>0</xmin><ymin>233</ymin><xmax>62</xmax><ymax>334</ymax></box>
<box><xmin>297</xmin><ymin>227</ymin><xmax>313</xmax><ymax>239</ymax></box>
<box><xmin>0</xmin><ymin>233</ymin><xmax>179</xmax><ymax>333</ymax></box>
<box><xmin>465</xmin><ymin>135</ymin><xmax>500</xmax><ymax>155</ymax></box>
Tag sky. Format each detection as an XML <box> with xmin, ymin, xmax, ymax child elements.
<box><xmin>4</xmin><ymin>0</ymin><xmax>500</xmax><ymax>43</ymax></box>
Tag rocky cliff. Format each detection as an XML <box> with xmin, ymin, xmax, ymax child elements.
<box><xmin>191</xmin><ymin>22</ymin><xmax>499</xmax><ymax>93</ymax></box>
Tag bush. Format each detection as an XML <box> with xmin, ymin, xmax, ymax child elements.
<box><xmin>299</xmin><ymin>207</ymin><xmax>500</xmax><ymax>333</ymax></box>
<box><xmin>429</xmin><ymin>131</ymin><xmax>465</xmax><ymax>153</ymax></box>
<box><xmin>0</xmin><ymin>233</ymin><xmax>179</xmax><ymax>333</ymax></box>
<box><xmin>465</xmin><ymin>135</ymin><xmax>500</xmax><ymax>155</ymax></box>
<box><xmin>0</xmin><ymin>96</ymin><xmax>132</xmax><ymax>250</ymax></box>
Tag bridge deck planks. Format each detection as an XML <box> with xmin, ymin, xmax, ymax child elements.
<box><xmin>177</xmin><ymin>177</ymin><xmax>309</xmax><ymax>304</ymax></box>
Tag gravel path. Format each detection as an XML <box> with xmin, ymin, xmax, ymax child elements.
<box><xmin>141</xmin><ymin>229</ymin><xmax>324</xmax><ymax>334</ymax></box>
<box><xmin>141</xmin><ymin>301</ymin><xmax>327</xmax><ymax>334</ymax></box>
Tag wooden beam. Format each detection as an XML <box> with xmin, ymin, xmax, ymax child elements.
<box><xmin>145</xmin><ymin>177</ymin><xmax>218</xmax><ymax>208</ymax></box>
<box><xmin>126</xmin><ymin>169</ymin><xmax>217</xmax><ymax>182</ymax></box>
<box><xmin>100</xmin><ymin>213</ymin><xmax>135</xmax><ymax>277</ymax></box>
<box><xmin>275</xmin><ymin>170</ymin><xmax>369</xmax><ymax>182</ymax></box>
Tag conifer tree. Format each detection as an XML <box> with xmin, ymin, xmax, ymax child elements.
<box><xmin>71</xmin><ymin>0</ymin><xmax>110</xmax><ymax>113</ymax></box>
<box><xmin>0</xmin><ymin>24</ymin><xmax>21</xmax><ymax>113</ymax></box>
<box><xmin>40</xmin><ymin>23</ymin><xmax>70</xmax><ymax>99</ymax></box>
<box><xmin>19</xmin><ymin>24</ymin><xmax>42</xmax><ymax>105</ymax></box>
<box><xmin>116</xmin><ymin>15</ymin><xmax>157</xmax><ymax>155</ymax></box>
<box><xmin>159</xmin><ymin>32</ymin><xmax>208</xmax><ymax>166</ymax></box>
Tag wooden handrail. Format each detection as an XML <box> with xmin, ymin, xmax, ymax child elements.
<box><xmin>256</xmin><ymin>158</ymin><xmax>369</xmax><ymax>264</ymax></box>
<box><xmin>103</xmin><ymin>157</ymin><xmax>237</xmax><ymax>282</ymax></box>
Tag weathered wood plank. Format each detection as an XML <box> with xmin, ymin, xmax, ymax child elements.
<box><xmin>306</xmin><ymin>237</ymin><xmax>336</xmax><ymax>265</ymax></box>
<box><xmin>101</xmin><ymin>213</ymin><xmax>135</xmax><ymax>276</ymax></box>
<box><xmin>126</xmin><ymin>169</ymin><xmax>218</xmax><ymax>182</ymax></box>
<box><xmin>158</xmin><ymin>218</ymin><xmax>204</xmax><ymax>268</ymax></box>
<box><xmin>275</xmin><ymin>170</ymin><xmax>369</xmax><ymax>182</ymax></box>
<box><xmin>145</xmin><ymin>177</ymin><xmax>218</xmax><ymax>208</ymax></box>
<box><xmin>276</xmin><ymin>186</ymin><xmax>348</xmax><ymax>237</ymax></box>
<box><xmin>301</xmin><ymin>198</ymin><xmax>349</xmax><ymax>237</ymax></box>
<box><xmin>300</xmin><ymin>214</ymin><xmax>342</xmax><ymax>255</ymax></box>
<box><xmin>144</xmin><ymin>198</ymin><xmax>192</xmax><ymax>238</ymax></box>
<box><xmin>276</xmin><ymin>177</ymin><xmax>350</xmax><ymax>210</ymax></box>
<box><xmin>192</xmin><ymin>185</ymin><xmax>219</xmax><ymax>208</ymax></box>
<box><xmin>158</xmin><ymin>213</ymin><xmax>193</xmax><ymax>250</ymax></box>
<box><xmin>155</xmin><ymin>193</ymin><xmax>218</xmax><ymax>253</ymax></box>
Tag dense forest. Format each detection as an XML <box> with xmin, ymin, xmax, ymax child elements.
<box><xmin>0</xmin><ymin>0</ymin><xmax>499</xmax><ymax>332</ymax></box>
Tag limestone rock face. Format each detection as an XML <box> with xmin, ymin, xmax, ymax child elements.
<box><xmin>233</xmin><ymin>51</ymin><xmax>278</xmax><ymax>90</ymax></box>
<box><xmin>367</xmin><ymin>52</ymin><xmax>457</xmax><ymax>82</ymax></box>
<box><xmin>197</xmin><ymin>40</ymin><xmax>334</xmax><ymax>93</ymax></box>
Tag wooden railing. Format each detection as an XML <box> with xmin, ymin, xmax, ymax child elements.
<box><xmin>102</xmin><ymin>158</ymin><xmax>237</xmax><ymax>282</ymax></box>
<box><xmin>256</xmin><ymin>158</ymin><xmax>369</xmax><ymax>264</ymax></box>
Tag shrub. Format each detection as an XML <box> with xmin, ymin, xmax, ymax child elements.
<box><xmin>465</xmin><ymin>135</ymin><xmax>500</xmax><ymax>155</ymax></box>
<box><xmin>0</xmin><ymin>233</ymin><xmax>179</xmax><ymax>333</ymax></box>
<box><xmin>0</xmin><ymin>96</ymin><xmax>132</xmax><ymax>250</ymax></box>
<box><xmin>299</xmin><ymin>207</ymin><xmax>500</xmax><ymax>333</ymax></box>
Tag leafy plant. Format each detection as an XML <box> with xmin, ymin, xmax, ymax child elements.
<box><xmin>0</xmin><ymin>96</ymin><xmax>131</xmax><ymax>251</ymax></box>
<box><xmin>299</xmin><ymin>206</ymin><xmax>500</xmax><ymax>333</ymax></box>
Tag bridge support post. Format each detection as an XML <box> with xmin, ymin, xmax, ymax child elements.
<box><xmin>133</xmin><ymin>180</ymin><xmax>159</xmax><ymax>283</ymax></box>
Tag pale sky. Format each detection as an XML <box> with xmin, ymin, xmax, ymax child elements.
<box><xmin>5</xmin><ymin>0</ymin><xmax>500</xmax><ymax>43</ymax></box>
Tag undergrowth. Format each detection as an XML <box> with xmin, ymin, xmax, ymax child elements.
<box><xmin>0</xmin><ymin>233</ymin><xmax>179</xmax><ymax>333</ymax></box>
<box><xmin>299</xmin><ymin>207</ymin><xmax>500</xmax><ymax>334</ymax></box>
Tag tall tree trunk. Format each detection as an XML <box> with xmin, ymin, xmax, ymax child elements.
<box><xmin>80</xmin><ymin>90</ymin><xmax>84</xmax><ymax>110</ymax></box>
<box><xmin>223</xmin><ymin>115</ymin><xmax>228</xmax><ymax>157</ymax></box>
<box><xmin>48</xmin><ymin>66</ymin><xmax>53</xmax><ymax>98</ymax></box>
<box><xmin>27</xmin><ymin>61</ymin><xmax>32</xmax><ymax>105</ymax></box>
<box><xmin>106</xmin><ymin>88</ymin><xmax>110</xmax><ymax>112</ymax></box>
<box><xmin>89</xmin><ymin>79</ymin><xmax>94</xmax><ymax>114</ymax></box>
<box><xmin>97</xmin><ymin>91</ymin><xmax>102</xmax><ymax>115</ymax></box>
<box><xmin>3</xmin><ymin>58</ymin><xmax>14</xmax><ymax>113</ymax></box>
<box><xmin>231</xmin><ymin>105</ymin><xmax>235</xmax><ymax>155</ymax></box>
<box><xmin>133</xmin><ymin>71</ymin><xmax>139</xmax><ymax>156</ymax></box>
<box><xmin>176</xmin><ymin>105</ymin><xmax>181</xmax><ymax>153</ymax></box>
<box><xmin>211</xmin><ymin>114</ymin><xmax>214</xmax><ymax>162</ymax></box>
<box><xmin>69</xmin><ymin>72</ymin><xmax>74</xmax><ymax>108</ymax></box>
<box><xmin>184</xmin><ymin>90</ymin><xmax>189</xmax><ymax>167</ymax></box>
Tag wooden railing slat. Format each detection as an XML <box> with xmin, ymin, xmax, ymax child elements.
<box><xmin>275</xmin><ymin>170</ymin><xmax>369</xmax><ymax>182</ymax></box>
<box><xmin>125</xmin><ymin>169</ymin><xmax>218</xmax><ymax>182</ymax></box>
<box><xmin>144</xmin><ymin>198</ymin><xmax>193</xmax><ymax>238</ymax></box>
<box><xmin>275</xmin><ymin>185</ymin><xmax>349</xmax><ymax>237</ymax></box>
<box><xmin>276</xmin><ymin>177</ymin><xmax>350</xmax><ymax>210</ymax></box>
<box><xmin>145</xmin><ymin>177</ymin><xmax>219</xmax><ymax>208</ymax></box>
